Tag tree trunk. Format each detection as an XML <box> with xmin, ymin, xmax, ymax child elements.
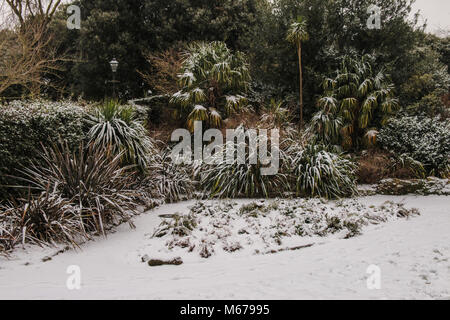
<box><xmin>298</xmin><ymin>43</ymin><xmax>304</xmax><ymax>130</ymax></box>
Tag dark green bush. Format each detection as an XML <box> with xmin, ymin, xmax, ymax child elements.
<box><xmin>378</xmin><ymin>116</ymin><xmax>450</xmax><ymax>177</ymax></box>
<box><xmin>0</xmin><ymin>101</ymin><xmax>88</xmax><ymax>199</ymax></box>
<box><xmin>406</xmin><ymin>90</ymin><xmax>449</xmax><ymax>119</ymax></box>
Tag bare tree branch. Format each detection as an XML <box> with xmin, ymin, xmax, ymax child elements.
<box><xmin>0</xmin><ymin>14</ymin><xmax>69</xmax><ymax>98</ymax></box>
<box><xmin>4</xmin><ymin>0</ymin><xmax>63</xmax><ymax>29</ymax></box>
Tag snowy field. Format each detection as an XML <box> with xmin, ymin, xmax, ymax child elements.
<box><xmin>0</xmin><ymin>195</ymin><xmax>449</xmax><ymax>300</ymax></box>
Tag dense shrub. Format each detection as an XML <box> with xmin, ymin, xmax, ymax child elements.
<box><xmin>0</xmin><ymin>101</ymin><xmax>88</xmax><ymax>198</ymax></box>
<box><xmin>376</xmin><ymin>177</ymin><xmax>450</xmax><ymax>196</ymax></box>
<box><xmin>406</xmin><ymin>90</ymin><xmax>450</xmax><ymax>119</ymax></box>
<box><xmin>285</xmin><ymin>143</ymin><xmax>358</xmax><ymax>198</ymax></box>
<box><xmin>378</xmin><ymin>116</ymin><xmax>450</xmax><ymax>177</ymax></box>
<box><xmin>143</xmin><ymin>150</ymin><xmax>195</xmax><ymax>203</ymax></box>
<box><xmin>195</xmin><ymin>139</ymin><xmax>289</xmax><ymax>199</ymax></box>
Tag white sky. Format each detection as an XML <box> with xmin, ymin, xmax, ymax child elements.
<box><xmin>412</xmin><ymin>0</ymin><xmax>450</xmax><ymax>35</ymax></box>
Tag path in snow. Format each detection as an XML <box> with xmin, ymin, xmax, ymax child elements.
<box><xmin>0</xmin><ymin>195</ymin><xmax>449</xmax><ymax>300</ymax></box>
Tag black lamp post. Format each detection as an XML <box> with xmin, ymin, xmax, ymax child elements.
<box><xmin>109</xmin><ymin>58</ymin><xmax>119</xmax><ymax>98</ymax></box>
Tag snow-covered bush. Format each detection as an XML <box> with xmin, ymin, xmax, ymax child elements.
<box><xmin>87</xmin><ymin>100</ymin><xmax>154</xmax><ymax>171</ymax></box>
<box><xmin>0</xmin><ymin>192</ymin><xmax>86</xmax><ymax>256</ymax></box>
<box><xmin>143</xmin><ymin>150</ymin><xmax>196</xmax><ymax>203</ymax></box>
<box><xmin>0</xmin><ymin>100</ymin><xmax>88</xmax><ymax>198</ymax></box>
<box><xmin>378</xmin><ymin>116</ymin><xmax>450</xmax><ymax>177</ymax></box>
<box><xmin>285</xmin><ymin>143</ymin><xmax>358</xmax><ymax>198</ymax></box>
<box><xmin>195</xmin><ymin>140</ymin><xmax>289</xmax><ymax>199</ymax></box>
<box><xmin>15</xmin><ymin>143</ymin><xmax>139</xmax><ymax>239</ymax></box>
<box><xmin>170</xmin><ymin>41</ymin><xmax>251</xmax><ymax>131</ymax></box>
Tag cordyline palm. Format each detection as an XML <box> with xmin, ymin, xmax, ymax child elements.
<box><xmin>170</xmin><ymin>41</ymin><xmax>251</xmax><ymax>131</ymax></box>
<box><xmin>287</xmin><ymin>17</ymin><xmax>309</xmax><ymax>130</ymax></box>
<box><xmin>311</xmin><ymin>54</ymin><xmax>399</xmax><ymax>150</ymax></box>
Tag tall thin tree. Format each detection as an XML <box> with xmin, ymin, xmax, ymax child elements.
<box><xmin>287</xmin><ymin>17</ymin><xmax>309</xmax><ymax>129</ymax></box>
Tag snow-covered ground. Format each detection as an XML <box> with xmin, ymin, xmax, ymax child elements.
<box><xmin>0</xmin><ymin>195</ymin><xmax>449</xmax><ymax>300</ymax></box>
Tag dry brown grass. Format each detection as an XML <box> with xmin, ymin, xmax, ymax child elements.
<box><xmin>356</xmin><ymin>149</ymin><xmax>419</xmax><ymax>184</ymax></box>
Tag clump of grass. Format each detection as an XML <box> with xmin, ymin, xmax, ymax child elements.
<box><xmin>0</xmin><ymin>189</ymin><xmax>86</xmax><ymax>252</ymax></box>
<box><xmin>1</xmin><ymin>142</ymin><xmax>141</xmax><ymax>253</ymax></box>
<box><xmin>285</xmin><ymin>143</ymin><xmax>358</xmax><ymax>199</ymax></box>
<box><xmin>196</xmin><ymin>139</ymin><xmax>289</xmax><ymax>199</ymax></box>
<box><xmin>144</xmin><ymin>150</ymin><xmax>195</xmax><ymax>203</ymax></box>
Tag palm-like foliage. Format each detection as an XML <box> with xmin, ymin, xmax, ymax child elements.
<box><xmin>310</xmin><ymin>54</ymin><xmax>399</xmax><ymax>150</ymax></box>
<box><xmin>287</xmin><ymin>17</ymin><xmax>309</xmax><ymax>129</ymax></box>
<box><xmin>195</xmin><ymin>139</ymin><xmax>289</xmax><ymax>199</ymax></box>
<box><xmin>285</xmin><ymin>143</ymin><xmax>358</xmax><ymax>199</ymax></box>
<box><xmin>87</xmin><ymin>100</ymin><xmax>154</xmax><ymax>170</ymax></box>
<box><xmin>170</xmin><ymin>41</ymin><xmax>251</xmax><ymax>131</ymax></box>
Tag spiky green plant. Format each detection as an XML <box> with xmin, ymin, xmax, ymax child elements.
<box><xmin>195</xmin><ymin>139</ymin><xmax>288</xmax><ymax>198</ymax></box>
<box><xmin>16</xmin><ymin>142</ymin><xmax>138</xmax><ymax>237</ymax></box>
<box><xmin>170</xmin><ymin>41</ymin><xmax>251</xmax><ymax>131</ymax></box>
<box><xmin>286</xmin><ymin>143</ymin><xmax>358</xmax><ymax>198</ymax></box>
<box><xmin>310</xmin><ymin>54</ymin><xmax>399</xmax><ymax>150</ymax></box>
<box><xmin>87</xmin><ymin>100</ymin><xmax>154</xmax><ymax>170</ymax></box>
<box><xmin>0</xmin><ymin>190</ymin><xmax>86</xmax><ymax>251</ymax></box>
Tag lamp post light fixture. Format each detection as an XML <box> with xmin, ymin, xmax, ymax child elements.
<box><xmin>109</xmin><ymin>58</ymin><xmax>119</xmax><ymax>98</ymax></box>
<box><xmin>110</xmin><ymin>58</ymin><xmax>119</xmax><ymax>73</ymax></box>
